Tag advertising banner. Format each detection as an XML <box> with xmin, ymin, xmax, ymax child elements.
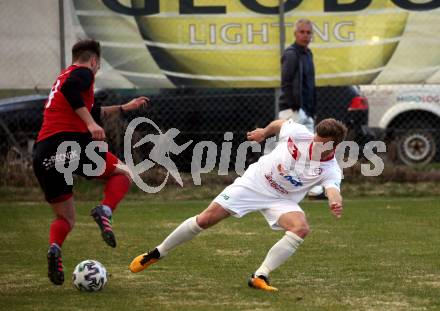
<box><xmin>1</xmin><ymin>0</ymin><xmax>439</xmax><ymax>89</ymax></box>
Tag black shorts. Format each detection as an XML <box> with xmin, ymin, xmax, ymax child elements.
<box><xmin>33</xmin><ymin>132</ymin><xmax>119</xmax><ymax>203</ymax></box>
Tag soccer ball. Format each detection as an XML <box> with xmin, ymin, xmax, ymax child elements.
<box><xmin>72</xmin><ymin>260</ymin><xmax>108</xmax><ymax>292</ymax></box>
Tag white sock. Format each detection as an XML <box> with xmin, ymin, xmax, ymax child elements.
<box><xmin>156</xmin><ymin>216</ymin><xmax>203</xmax><ymax>258</ymax></box>
<box><xmin>255</xmin><ymin>231</ymin><xmax>304</xmax><ymax>277</ymax></box>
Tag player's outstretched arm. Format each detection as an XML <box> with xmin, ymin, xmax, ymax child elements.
<box><xmin>326</xmin><ymin>187</ymin><xmax>343</xmax><ymax>218</ymax></box>
<box><xmin>101</xmin><ymin>96</ymin><xmax>149</xmax><ymax>119</ymax></box>
<box><xmin>247</xmin><ymin>119</ymin><xmax>286</xmax><ymax>143</ymax></box>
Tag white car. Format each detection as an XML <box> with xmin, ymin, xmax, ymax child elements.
<box><xmin>361</xmin><ymin>85</ymin><xmax>440</xmax><ymax>165</ymax></box>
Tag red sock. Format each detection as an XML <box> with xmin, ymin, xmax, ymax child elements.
<box><xmin>49</xmin><ymin>218</ymin><xmax>71</xmax><ymax>247</ymax></box>
<box><xmin>102</xmin><ymin>174</ymin><xmax>131</xmax><ymax>211</ymax></box>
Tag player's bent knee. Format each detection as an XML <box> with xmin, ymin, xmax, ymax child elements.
<box><xmin>196</xmin><ymin>211</ymin><xmax>224</xmax><ymax>229</ymax></box>
<box><xmin>197</xmin><ymin>202</ymin><xmax>230</xmax><ymax>229</ymax></box>
<box><xmin>112</xmin><ymin>162</ymin><xmax>133</xmax><ymax>183</ymax></box>
<box><xmin>115</xmin><ymin>170</ymin><xmax>133</xmax><ymax>186</ymax></box>
<box><xmin>288</xmin><ymin>223</ymin><xmax>310</xmax><ymax>238</ymax></box>
<box><xmin>123</xmin><ymin>171</ymin><xmax>133</xmax><ymax>185</ymax></box>
<box><xmin>196</xmin><ymin>214</ymin><xmax>213</xmax><ymax>229</ymax></box>
<box><xmin>118</xmin><ymin>164</ymin><xmax>133</xmax><ymax>182</ymax></box>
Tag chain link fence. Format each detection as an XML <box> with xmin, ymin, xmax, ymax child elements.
<box><xmin>0</xmin><ymin>89</ymin><xmax>274</xmax><ymax>174</ymax></box>
<box><xmin>99</xmin><ymin>88</ymin><xmax>276</xmax><ymax>173</ymax></box>
<box><xmin>0</xmin><ymin>86</ymin><xmax>375</xmax><ymax>172</ymax></box>
<box><xmin>1</xmin><ymin>85</ymin><xmax>440</xmax><ymax>176</ymax></box>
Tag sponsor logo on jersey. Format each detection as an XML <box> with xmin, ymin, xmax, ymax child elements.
<box><xmin>282</xmin><ymin>175</ymin><xmax>303</xmax><ymax>187</ymax></box>
<box><xmin>277</xmin><ymin>163</ymin><xmax>303</xmax><ymax>187</ymax></box>
<box><xmin>264</xmin><ymin>173</ymin><xmax>288</xmax><ymax>195</ymax></box>
<box><xmin>42</xmin><ymin>150</ymin><xmax>80</xmax><ymax>170</ymax></box>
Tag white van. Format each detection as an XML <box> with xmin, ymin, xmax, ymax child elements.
<box><xmin>361</xmin><ymin>85</ymin><xmax>440</xmax><ymax>165</ymax></box>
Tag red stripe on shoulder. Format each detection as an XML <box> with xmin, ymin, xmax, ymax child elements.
<box><xmin>287</xmin><ymin>137</ymin><xmax>299</xmax><ymax>160</ymax></box>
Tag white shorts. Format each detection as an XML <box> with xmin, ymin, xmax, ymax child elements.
<box><xmin>213</xmin><ymin>184</ymin><xmax>304</xmax><ymax>231</ymax></box>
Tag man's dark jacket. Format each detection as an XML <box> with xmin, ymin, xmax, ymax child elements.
<box><xmin>278</xmin><ymin>43</ymin><xmax>316</xmax><ymax>117</ymax></box>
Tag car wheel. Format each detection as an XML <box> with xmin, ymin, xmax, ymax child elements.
<box><xmin>396</xmin><ymin>128</ymin><xmax>436</xmax><ymax>166</ymax></box>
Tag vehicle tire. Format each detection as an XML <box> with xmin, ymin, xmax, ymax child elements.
<box><xmin>395</xmin><ymin>125</ymin><xmax>436</xmax><ymax>166</ymax></box>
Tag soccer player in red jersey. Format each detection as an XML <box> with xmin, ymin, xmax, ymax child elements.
<box><xmin>33</xmin><ymin>39</ymin><xmax>148</xmax><ymax>285</ymax></box>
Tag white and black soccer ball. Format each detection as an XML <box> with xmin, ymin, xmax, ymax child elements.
<box><xmin>72</xmin><ymin>260</ymin><xmax>108</xmax><ymax>292</ymax></box>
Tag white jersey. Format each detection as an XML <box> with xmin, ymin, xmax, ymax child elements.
<box><xmin>235</xmin><ymin>120</ymin><xmax>342</xmax><ymax>203</ymax></box>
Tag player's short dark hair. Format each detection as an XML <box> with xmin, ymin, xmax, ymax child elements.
<box><xmin>72</xmin><ymin>39</ymin><xmax>101</xmax><ymax>63</ymax></box>
<box><xmin>315</xmin><ymin>118</ymin><xmax>348</xmax><ymax>146</ymax></box>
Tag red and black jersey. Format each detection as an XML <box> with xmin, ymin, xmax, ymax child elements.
<box><xmin>37</xmin><ymin>65</ymin><xmax>99</xmax><ymax>142</ymax></box>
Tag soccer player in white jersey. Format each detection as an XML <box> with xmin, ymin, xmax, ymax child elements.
<box><xmin>129</xmin><ymin>118</ymin><xmax>347</xmax><ymax>291</ymax></box>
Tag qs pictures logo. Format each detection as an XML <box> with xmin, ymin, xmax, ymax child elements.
<box><xmin>73</xmin><ymin>0</ymin><xmax>438</xmax><ymax>87</ymax></box>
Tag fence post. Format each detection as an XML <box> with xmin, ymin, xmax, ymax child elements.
<box><xmin>275</xmin><ymin>0</ymin><xmax>286</xmax><ymax>119</ymax></box>
<box><xmin>59</xmin><ymin>0</ymin><xmax>66</xmax><ymax>71</ymax></box>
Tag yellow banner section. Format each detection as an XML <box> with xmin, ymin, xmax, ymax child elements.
<box><xmin>73</xmin><ymin>0</ymin><xmax>440</xmax><ymax>87</ymax></box>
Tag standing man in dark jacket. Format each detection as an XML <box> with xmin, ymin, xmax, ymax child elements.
<box><xmin>278</xmin><ymin>19</ymin><xmax>324</xmax><ymax>198</ymax></box>
<box><xmin>278</xmin><ymin>19</ymin><xmax>316</xmax><ymax>133</ymax></box>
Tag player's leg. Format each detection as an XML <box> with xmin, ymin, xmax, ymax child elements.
<box><xmin>250</xmin><ymin>207</ymin><xmax>308</xmax><ymax>291</ymax></box>
<box><xmin>32</xmin><ymin>136</ymin><xmax>76</xmax><ymax>285</ymax></box>
<box><xmin>91</xmin><ymin>152</ymin><xmax>132</xmax><ymax>248</ymax></box>
<box><xmin>255</xmin><ymin>211</ymin><xmax>308</xmax><ymax>277</ymax></box>
<box><xmin>157</xmin><ymin>201</ymin><xmax>231</xmax><ymax>255</ymax></box>
<box><xmin>47</xmin><ymin>196</ymin><xmax>76</xmax><ymax>285</ymax></box>
<box><xmin>100</xmin><ymin>158</ymin><xmax>132</xmax><ymax>211</ymax></box>
<box><xmin>129</xmin><ymin>202</ymin><xmax>231</xmax><ymax>273</ymax></box>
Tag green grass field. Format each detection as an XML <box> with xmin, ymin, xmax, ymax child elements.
<box><xmin>0</xmin><ymin>197</ymin><xmax>439</xmax><ymax>311</ymax></box>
